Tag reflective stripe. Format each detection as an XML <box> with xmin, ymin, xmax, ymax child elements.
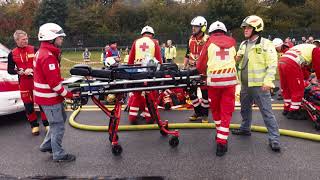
<box><xmin>207</xmin><ymin>80</ymin><xmax>237</xmax><ymax>86</ymax></box>
<box><xmin>191</xmin><ymin>99</ymin><xmax>199</xmax><ymax>104</ymax></box>
<box><xmin>61</xmin><ymin>89</ymin><xmax>67</xmax><ymax>97</ymax></box>
<box><xmin>215</xmin><ymin>120</ymin><xmax>221</xmax><ymax>125</ymax></box>
<box><xmin>129</xmin><ymin>112</ymin><xmax>138</xmax><ymax>116</ymax></box>
<box><xmin>284</xmin><ymin>99</ymin><xmax>291</xmax><ymax>103</ymax></box>
<box><xmin>248</xmin><ymin>69</ymin><xmax>266</xmax><ymax>74</ymax></box>
<box><xmin>201</xmin><ymin>102</ymin><xmax>210</xmax><ymax>108</ymax></box>
<box><xmin>248</xmin><ymin>77</ymin><xmax>264</xmax><ymax>83</ymax></box>
<box><xmin>291</xmin><ymin>102</ymin><xmax>301</xmax><ymax>105</ymax></box>
<box><xmin>34</xmin><ymin>82</ymin><xmax>50</xmax><ymax>89</ymax></box>
<box><xmin>283</xmin><ymin>54</ymin><xmax>303</xmax><ymax>65</ymax></box>
<box><xmin>34</xmin><ymin>90</ymin><xmax>58</xmax><ymax>98</ymax></box>
<box><xmin>217</xmin><ymin>133</ymin><xmax>228</xmax><ymax>140</ymax></box>
<box><xmin>208</xmin><ymin>72</ymin><xmax>236</xmax><ymax>78</ymax></box>
<box><xmin>144</xmin><ymin>112</ymin><xmax>151</xmax><ymax>117</ymax></box>
<box><xmin>193</xmin><ymin>102</ymin><xmax>200</xmax><ymax>107</ymax></box>
<box><xmin>53</xmin><ymin>84</ymin><xmax>62</xmax><ymax>91</ymax></box>
<box><xmin>217</xmin><ymin>127</ymin><xmax>229</xmax><ymax>133</ymax></box>
<box><xmin>130</xmin><ymin>107</ymin><xmax>139</xmax><ymax>111</ymax></box>
<box><xmin>290</xmin><ymin>105</ymin><xmax>300</xmax><ymax>109</ymax></box>
<box><xmin>201</xmin><ymin>99</ymin><xmax>209</xmax><ymax>103</ymax></box>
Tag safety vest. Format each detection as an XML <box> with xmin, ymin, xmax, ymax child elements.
<box><xmin>134</xmin><ymin>36</ymin><xmax>155</xmax><ymax>64</ymax></box>
<box><xmin>12</xmin><ymin>45</ymin><xmax>35</xmax><ymax>71</ymax></box>
<box><xmin>189</xmin><ymin>34</ymin><xmax>209</xmax><ymax>61</ymax></box>
<box><xmin>237</xmin><ymin>37</ymin><xmax>278</xmax><ymax>87</ymax></box>
<box><xmin>207</xmin><ymin>43</ymin><xmax>237</xmax><ymax>87</ymax></box>
<box><xmin>282</xmin><ymin>44</ymin><xmax>316</xmax><ymax>66</ymax></box>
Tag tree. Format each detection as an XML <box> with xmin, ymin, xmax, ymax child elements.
<box><xmin>207</xmin><ymin>0</ymin><xmax>245</xmax><ymax>30</ymax></box>
<box><xmin>35</xmin><ymin>0</ymin><xmax>68</xmax><ymax>28</ymax></box>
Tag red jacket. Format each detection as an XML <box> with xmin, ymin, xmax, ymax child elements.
<box><xmin>8</xmin><ymin>45</ymin><xmax>35</xmax><ymax>79</ymax></box>
<box><xmin>33</xmin><ymin>42</ymin><xmax>72</xmax><ymax>105</ymax></box>
<box><xmin>128</xmin><ymin>35</ymin><xmax>162</xmax><ymax>65</ymax></box>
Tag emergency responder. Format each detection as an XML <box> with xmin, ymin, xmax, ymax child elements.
<box><xmin>313</xmin><ymin>39</ymin><xmax>320</xmax><ymax>47</ymax></box>
<box><xmin>106</xmin><ymin>41</ymin><xmax>121</xmax><ymax>63</ymax></box>
<box><xmin>197</xmin><ymin>21</ymin><xmax>237</xmax><ymax>156</ymax></box>
<box><xmin>183</xmin><ymin>16</ymin><xmax>209</xmax><ymax>123</ymax></box>
<box><xmin>127</xmin><ymin>25</ymin><xmax>162</xmax><ymax>124</ymax></box>
<box><xmin>278</xmin><ymin>43</ymin><xmax>320</xmax><ymax>120</ymax></box>
<box><xmin>272</xmin><ymin>38</ymin><xmax>291</xmax><ymax>55</ymax></box>
<box><xmin>272</xmin><ymin>38</ymin><xmax>292</xmax><ymax>100</ymax></box>
<box><xmin>7</xmin><ymin>30</ymin><xmax>48</xmax><ymax>136</ymax></box>
<box><xmin>231</xmin><ymin>15</ymin><xmax>281</xmax><ymax>152</ymax></box>
<box><xmin>165</xmin><ymin>40</ymin><xmax>176</xmax><ymax>63</ymax></box>
<box><xmin>34</xmin><ymin>23</ymin><xmax>77</xmax><ymax>162</ymax></box>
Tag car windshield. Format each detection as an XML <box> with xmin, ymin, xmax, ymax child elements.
<box><xmin>0</xmin><ymin>43</ymin><xmax>10</xmax><ymax>61</ymax></box>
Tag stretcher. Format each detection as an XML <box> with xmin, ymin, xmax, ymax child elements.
<box><xmin>302</xmin><ymin>81</ymin><xmax>320</xmax><ymax>130</ymax></box>
<box><xmin>67</xmin><ymin>63</ymin><xmax>204</xmax><ymax>155</ymax></box>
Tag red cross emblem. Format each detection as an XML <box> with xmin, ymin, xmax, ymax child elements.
<box><xmin>216</xmin><ymin>48</ymin><xmax>229</xmax><ymax>60</ymax></box>
<box><xmin>139</xmin><ymin>42</ymin><xmax>149</xmax><ymax>52</ymax></box>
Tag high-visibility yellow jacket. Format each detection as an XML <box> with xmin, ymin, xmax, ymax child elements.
<box><xmin>165</xmin><ymin>46</ymin><xmax>176</xmax><ymax>60</ymax></box>
<box><xmin>237</xmin><ymin>37</ymin><xmax>278</xmax><ymax>87</ymax></box>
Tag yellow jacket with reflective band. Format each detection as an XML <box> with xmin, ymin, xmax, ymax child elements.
<box><xmin>282</xmin><ymin>44</ymin><xmax>316</xmax><ymax>65</ymax></box>
<box><xmin>135</xmin><ymin>37</ymin><xmax>155</xmax><ymax>63</ymax></box>
<box><xmin>237</xmin><ymin>37</ymin><xmax>277</xmax><ymax>87</ymax></box>
<box><xmin>207</xmin><ymin>44</ymin><xmax>237</xmax><ymax>87</ymax></box>
<box><xmin>165</xmin><ymin>46</ymin><xmax>176</xmax><ymax>60</ymax></box>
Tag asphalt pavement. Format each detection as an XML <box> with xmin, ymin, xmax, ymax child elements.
<box><xmin>0</xmin><ymin>100</ymin><xmax>320</xmax><ymax>180</ymax></box>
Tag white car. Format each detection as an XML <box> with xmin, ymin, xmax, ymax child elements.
<box><xmin>0</xmin><ymin>43</ymin><xmax>24</xmax><ymax>116</ymax></box>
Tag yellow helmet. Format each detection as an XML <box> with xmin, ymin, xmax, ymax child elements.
<box><xmin>241</xmin><ymin>15</ymin><xmax>264</xmax><ymax>32</ymax></box>
<box><xmin>106</xmin><ymin>94</ymin><xmax>116</xmax><ymax>103</ymax></box>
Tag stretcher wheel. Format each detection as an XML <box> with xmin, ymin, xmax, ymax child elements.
<box><xmin>112</xmin><ymin>144</ymin><xmax>122</xmax><ymax>156</ymax></box>
<box><xmin>169</xmin><ymin>136</ymin><xmax>179</xmax><ymax>147</ymax></box>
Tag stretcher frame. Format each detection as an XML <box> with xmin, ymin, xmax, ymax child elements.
<box><xmin>301</xmin><ymin>98</ymin><xmax>320</xmax><ymax>130</ymax></box>
<box><xmin>68</xmin><ymin>64</ymin><xmax>204</xmax><ymax>155</ymax></box>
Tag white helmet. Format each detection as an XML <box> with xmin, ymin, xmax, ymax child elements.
<box><xmin>38</xmin><ymin>23</ymin><xmax>66</xmax><ymax>41</ymax></box>
<box><xmin>141</xmin><ymin>26</ymin><xmax>154</xmax><ymax>35</ymax></box>
<box><xmin>105</xmin><ymin>57</ymin><xmax>116</xmax><ymax>67</ymax></box>
<box><xmin>272</xmin><ymin>38</ymin><xmax>283</xmax><ymax>48</ymax></box>
<box><xmin>191</xmin><ymin>16</ymin><xmax>207</xmax><ymax>27</ymax></box>
<box><xmin>208</xmin><ymin>21</ymin><xmax>227</xmax><ymax>33</ymax></box>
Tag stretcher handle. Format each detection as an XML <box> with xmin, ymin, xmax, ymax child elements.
<box><xmin>68</xmin><ymin>83</ymin><xmax>81</xmax><ymax>88</ymax></box>
<box><xmin>112</xmin><ymin>65</ymin><xmax>157</xmax><ymax>71</ymax></box>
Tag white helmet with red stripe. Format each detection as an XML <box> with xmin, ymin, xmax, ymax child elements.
<box><xmin>38</xmin><ymin>23</ymin><xmax>66</xmax><ymax>41</ymax></box>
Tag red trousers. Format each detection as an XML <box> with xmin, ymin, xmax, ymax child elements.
<box><xmin>19</xmin><ymin>78</ymin><xmax>47</xmax><ymax>123</ymax></box>
<box><xmin>128</xmin><ymin>91</ymin><xmax>157</xmax><ymax>123</ymax></box>
<box><xmin>208</xmin><ymin>86</ymin><xmax>235</xmax><ymax>145</ymax></box>
<box><xmin>278</xmin><ymin>58</ymin><xmax>305</xmax><ymax>111</ymax></box>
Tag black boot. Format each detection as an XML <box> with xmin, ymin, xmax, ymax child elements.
<box><xmin>216</xmin><ymin>143</ymin><xmax>228</xmax><ymax>157</ymax></box>
<box><xmin>282</xmin><ymin>110</ymin><xmax>289</xmax><ymax>116</ymax></box>
<box><xmin>269</xmin><ymin>141</ymin><xmax>281</xmax><ymax>152</ymax></box>
<box><xmin>286</xmin><ymin>110</ymin><xmax>306</xmax><ymax>120</ymax></box>
<box><xmin>231</xmin><ymin>129</ymin><xmax>251</xmax><ymax>136</ymax></box>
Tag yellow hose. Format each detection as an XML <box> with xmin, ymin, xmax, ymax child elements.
<box><xmin>69</xmin><ymin>107</ymin><xmax>320</xmax><ymax>142</ymax></box>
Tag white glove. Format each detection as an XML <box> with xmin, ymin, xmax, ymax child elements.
<box><xmin>24</xmin><ymin>68</ymin><xmax>34</xmax><ymax>76</ymax></box>
<box><xmin>17</xmin><ymin>68</ymin><xmax>24</xmax><ymax>75</ymax></box>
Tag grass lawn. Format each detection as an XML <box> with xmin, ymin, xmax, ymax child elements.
<box><xmin>61</xmin><ymin>48</ymin><xmax>187</xmax><ymax>77</ymax></box>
